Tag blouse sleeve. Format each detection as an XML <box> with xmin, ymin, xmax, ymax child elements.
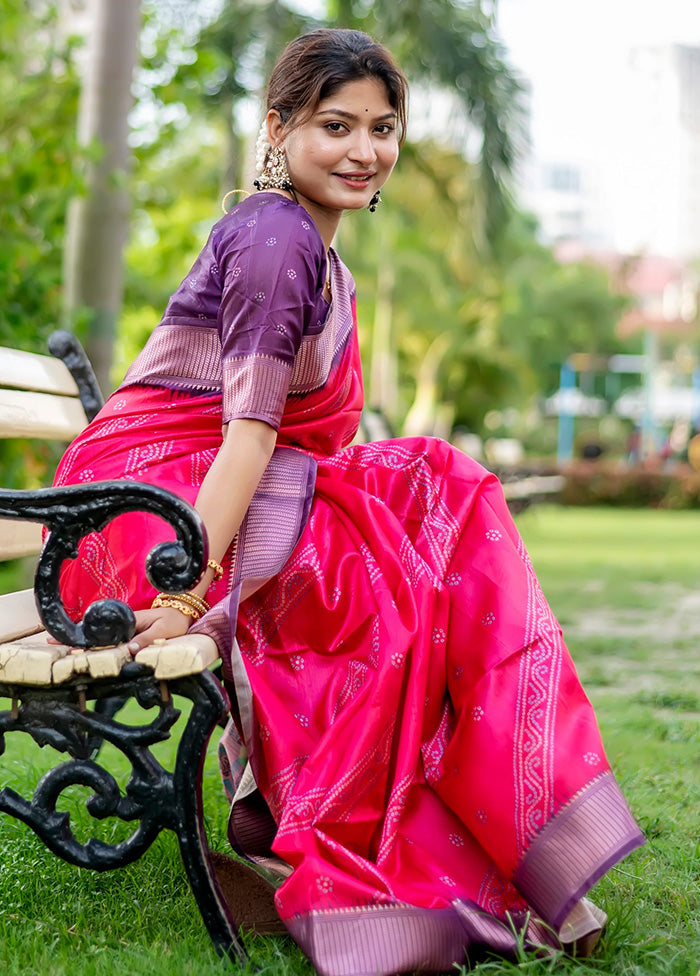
<box><xmin>214</xmin><ymin>200</ymin><xmax>327</xmax><ymax>429</ymax></box>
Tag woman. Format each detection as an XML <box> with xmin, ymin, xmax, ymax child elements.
<box><xmin>55</xmin><ymin>28</ymin><xmax>643</xmax><ymax>976</ymax></box>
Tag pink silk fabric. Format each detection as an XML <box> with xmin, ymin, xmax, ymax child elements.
<box><xmin>53</xmin><ymin>287</ymin><xmax>643</xmax><ymax>975</ymax></box>
<box><xmin>234</xmin><ymin>438</ymin><xmax>643</xmax><ymax>972</ymax></box>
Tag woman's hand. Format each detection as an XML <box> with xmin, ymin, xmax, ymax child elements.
<box><xmin>127</xmin><ymin>605</ymin><xmax>191</xmax><ymax>655</ymax></box>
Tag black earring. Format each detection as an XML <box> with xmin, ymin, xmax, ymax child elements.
<box><xmin>368</xmin><ymin>189</ymin><xmax>381</xmax><ymax>213</ymax></box>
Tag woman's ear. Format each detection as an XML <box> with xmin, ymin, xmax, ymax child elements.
<box><xmin>267</xmin><ymin>109</ymin><xmax>285</xmax><ymax>148</ymax></box>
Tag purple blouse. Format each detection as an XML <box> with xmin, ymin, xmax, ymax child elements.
<box><xmin>121</xmin><ymin>193</ymin><xmax>331</xmax><ymax>429</ymax></box>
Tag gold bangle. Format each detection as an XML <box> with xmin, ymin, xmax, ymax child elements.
<box><xmin>152</xmin><ymin>591</ymin><xmax>210</xmax><ymax>617</ymax></box>
<box><xmin>151</xmin><ymin>596</ymin><xmax>202</xmax><ymax>621</ymax></box>
<box><xmin>207</xmin><ymin>558</ymin><xmax>224</xmax><ymax>582</ymax></box>
<box><xmin>169</xmin><ymin>590</ymin><xmax>210</xmax><ymax>615</ymax></box>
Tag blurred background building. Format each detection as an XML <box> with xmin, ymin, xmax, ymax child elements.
<box><xmin>521</xmin><ymin>43</ymin><xmax>700</xmax><ymax>262</ymax></box>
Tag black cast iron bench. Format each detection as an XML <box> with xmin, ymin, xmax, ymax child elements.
<box><xmin>0</xmin><ymin>333</ymin><xmax>247</xmax><ymax>963</ymax></box>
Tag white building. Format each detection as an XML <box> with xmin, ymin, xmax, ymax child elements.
<box><xmin>520</xmin><ymin>43</ymin><xmax>700</xmax><ymax>261</ymax></box>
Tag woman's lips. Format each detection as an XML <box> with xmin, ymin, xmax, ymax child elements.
<box><xmin>334</xmin><ymin>172</ymin><xmax>374</xmax><ymax>187</ymax></box>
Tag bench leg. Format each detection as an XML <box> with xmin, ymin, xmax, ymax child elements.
<box><xmin>0</xmin><ymin>663</ymin><xmax>247</xmax><ymax>964</ymax></box>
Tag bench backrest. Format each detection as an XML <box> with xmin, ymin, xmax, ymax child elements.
<box><xmin>0</xmin><ymin>346</ymin><xmax>90</xmax><ymax>562</ymax></box>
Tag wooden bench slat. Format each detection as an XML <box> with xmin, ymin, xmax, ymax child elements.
<box><xmin>0</xmin><ymin>348</ymin><xmax>79</xmax><ymax>396</ymax></box>
<box><xmin>51</xmin><ymin>641</ymin><xmax>133</xmax><ymax>684</ymax></box>
<box><xmin>0</xmin><ymin>634</ymin><xmax>69</xmax><ymax>684</ymax></box>
<box><xmin>0</xmin><ymin>519</ymin><xmax>43</xmax><ymax>560</ymax></box>
<box><xmin>0</xmin><ymin>588</ymin><xmax>42</xmax><ymax>642</ymax></box>
<box><xmin>0</xmin><ymin>628</ymin><xmax>220</xmax><ymax>685</ymax></box>
<box><xmin>135</xmin><ymin>633</ymin><xmax>220</xmax><ymax>679</ymax></box>
<box><xmin>0</xmin><ymin>389</ymin><xmax>87</xmax><ymax>441</ymax></box>
<box><xmin>502</xmin><ymin>475</ymin><xmax>565</xmax><ymax>500</ymax></box>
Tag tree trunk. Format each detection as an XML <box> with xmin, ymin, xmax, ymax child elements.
<box><xmin>368</xmin><ymin>245</ymin><xmax>398</xmax><ymax>423</ymax></box>
<box><xmin>63</xmin><ymin>0</ymin><xmax>141</xmax><ymax>394</ymax></box>
<box><xmin>402</xmin><ymin>333</ymin><xmax>454</xmax><ymax>438</ymax></box>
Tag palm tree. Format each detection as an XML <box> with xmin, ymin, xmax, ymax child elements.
<box><xmin>64</xmin><ymin>0</ymin><xmax>521</xmax><ymax>402</ymax></box>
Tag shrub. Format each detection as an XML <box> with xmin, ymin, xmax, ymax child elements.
<box><xmin>561</xmin><ymin>461</ymin><xmax>700</xmax><ymax>509</ymax></box>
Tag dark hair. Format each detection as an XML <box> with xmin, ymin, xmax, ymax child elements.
<box><xmin>266</xmin><ymin>29</ymin><xmax>408</xmax><ymax>145</ymax></box>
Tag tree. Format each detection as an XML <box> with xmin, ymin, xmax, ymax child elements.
<box><xmin>158</xmin><ymin>1</ymin><xmax>521</xmax><ymax>241</ymax></box>
<box><xmin>0</xmin><ymin>0</ymin><xmax>83</xmax><ymax>350</ymax></box>
<box><xmin>338</xmin><ymin>144</ymin><xmax>630</xmax><ymax>436</ymax></box>
<box><xmin>63</xmin><ymin>0</ymin><xmax>141</xmax><ymax>393</ymax></box>
<box><xmin>326</xmin><ymin>0</ymin><xmax>523</xmax><ymax>244</ymax></box>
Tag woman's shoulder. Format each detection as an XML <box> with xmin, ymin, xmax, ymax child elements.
<box><xmin>213</xmin><ymin>192</ymin><xmax>325</xmax><ymax>261</ymax></box>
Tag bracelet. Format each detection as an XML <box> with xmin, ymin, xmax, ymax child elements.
<box><xmin>152</xmin><ymin>590</ymin><xmax>210</xmax><ymax>619</ymax></box>
<box><xmin>207</xmin><ymin>558</ymin><xmax>224</xmax><ymax>582</ymax></box>
<box><xmin>171</xmin><ymin>590</ymin><xmax>210</xmax><ymax>615</ymax></box>
<box><xmin>151</xmin><ymin>596</ymin><xmax>202</xmax><ymax>621</ymax></box>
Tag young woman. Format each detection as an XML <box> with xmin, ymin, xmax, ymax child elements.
<box><xmin>54</xmin><ymin>28</ymin><xmax>643</xmax><ymax>976</ymax></box>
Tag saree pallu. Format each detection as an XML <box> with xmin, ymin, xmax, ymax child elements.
<box><xmin>225</xmin><ymin>437</ymin><xmax>643</xmax><ymax>974</ymax></box>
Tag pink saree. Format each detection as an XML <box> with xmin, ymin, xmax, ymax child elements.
<box><xmin>54</xmin><ymin>266</ymin><xmax>643</xmax><ymax>976</ymax></box>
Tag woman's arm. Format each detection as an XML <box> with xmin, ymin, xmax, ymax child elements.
<box><xmin>128</xmin><ymin>417</ymin><xmax>277</xmax><ymax>651</ymax></box>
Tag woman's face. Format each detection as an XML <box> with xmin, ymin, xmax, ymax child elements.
<box><xmin>270</xmin><ymin>76</ymin><xmax>400</xmax><ymax>225</ymax></box>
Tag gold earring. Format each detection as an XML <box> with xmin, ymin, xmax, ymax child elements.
<box><xmin>368</xmin><ymin>189</ymin><xmax>381</xmax><ymax>212</ymax></box>
<box><xmin>254</xmin><ymin>144</ymin><xmax>293</xmax><ymax>192</ymax></box>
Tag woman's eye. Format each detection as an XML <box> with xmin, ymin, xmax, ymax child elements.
<box><xmin>375</xmin><ymin>124</ymin><xmax>395</xmax><ymax>135</ymax></box>
<box><xmin>325</xmin><ymin>122</ymin><xmax>346</xmax><ymax>133</ymax></box>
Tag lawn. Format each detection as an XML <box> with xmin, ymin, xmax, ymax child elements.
<box><xmin>0</xmin><ymin>506</ymin><xmax>698</xmax><ymax>975</ymax></box>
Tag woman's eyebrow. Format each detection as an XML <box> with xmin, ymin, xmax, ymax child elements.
<box><xmin>316</xmin><ymin>108</ymin><xmax>397</xmax><ymax>121</ymax></box>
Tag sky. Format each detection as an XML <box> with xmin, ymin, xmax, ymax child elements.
<box><xmin>495</xmin><ymin>0</ymin><xmax>700</xmax><ymax>159</ymax></box>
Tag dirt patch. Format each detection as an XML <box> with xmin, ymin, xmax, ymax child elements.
<box><xmin>566</xmin><ymin>583</ymin><xmax>700</xmax><ymax>697</ymax></box>
<box><xmin>569</xmin><ymin>583</ymin><xmax>700</xmax><ymax>643</ymax></box>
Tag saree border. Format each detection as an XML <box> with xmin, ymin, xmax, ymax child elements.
<box><xmin>512</xmin><ymin>769</ymin><xmax>644</xmax><ymax>927</ymax></box>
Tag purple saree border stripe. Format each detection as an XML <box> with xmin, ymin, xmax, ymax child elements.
<box><xmin>290</xmin><ymin>252</ymin><xmax>354</xmax><ymax>393</ymax></box>
<box><xmin>512</xmin><ymin>770</ymin><xmax>645</xmax><ymax>927</ymax></box>
<box><xmin>223</xmin><ymin>353</ymin><xmax>291</xmax><ymax>428</ymax></box>
<box><xmin>229</xmin><ymin>789</ymin><xmax>278</xmax><ymax>857</ymax></box>
<box><xmin>121</xmin><ymin>321</ymin><xmax>222</xmax><ymax>392</ymax></box>
<box><xmin>235</xmin><ymin>446</ymin><xmax>317</xmax><ymax>581</ymax></box>
<box><xmin>286</xmin><ymin>898</ymin><xmax>550</xmax><ymax>976</ymax></box>
<box><xmin>191</xmin><ymin>444</ymin><xmax>316</xmax><ymax>703</ymax></box>
<box><xmin>286</xmin><ymin>903</ymin><xmax>466</xmax><ymax>976</ymax></box>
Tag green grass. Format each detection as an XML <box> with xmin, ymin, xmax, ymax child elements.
<box><xmin>1</xmin><ymin>506</ymin><xmax>699</xmax><ymax>974</ymax></box>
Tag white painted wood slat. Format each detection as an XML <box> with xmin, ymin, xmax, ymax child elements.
<box><xmin>0</xmin><ymin>627</ymin><xmax>220</xmax><ymax>684</ymax></box>
<box><xmin>0</xmin><ymin>588</ymin><xmax>42</xmax><ymax>642</ymax></box>
<box><xmin>0</xmin><ymin>347</ymin><xmax>79</xmax><ymax>396</ymax></box>
<box><xmin>0</xmin><ymin>520</ymin><xmax>43</xmax><ymax>560</ymax></box>
<box><xmin>0</xmin><ymin>389</ymin><xmax>87</xmax><ymax>440</ymax></box>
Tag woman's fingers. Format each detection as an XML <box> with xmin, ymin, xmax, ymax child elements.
<box><xmin>128</xmin><ymin>607</ymin><xmax>190</xmax><ymax>655</ymax></box>
<box><xmin>46</xmin><ymin>608</ymin><xmax>189</xmax><ymax>654</ymax></box>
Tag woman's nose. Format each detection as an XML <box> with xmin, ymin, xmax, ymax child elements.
<box><xmin>349</xmin><ymin>129</ymin><xmax>377</xmax><ymax>164</ymax></box>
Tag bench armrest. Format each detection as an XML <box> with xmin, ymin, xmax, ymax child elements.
<box><xmin>0</xmin><ymin>482</ymin><xmax>207</xmax><ymax>648</ymax></box>
<box><xmin>47</xmin><ymin>329</ymin><xmax>105</xmax><ymax>422</ymax></box>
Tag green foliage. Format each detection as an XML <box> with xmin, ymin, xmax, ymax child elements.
<box><xmin>0</xmin><ymin>1</ymin><xmax>627</xmax><ymax>436</ymax></box>
<box><xmin>338</xmin><ymin>142</ymin><xmax>629</xmax><ymax>434</ymax></box>
<box><xmin>495</xmin><ymin>211</ymin><xmax>635</xmax><ymax>400</ymax></box>
<box><xmin>0</xmin><ymin>0</ymin><xmax>84</xmax><ymax>352</ymax></box>
<box><xmin>326</xmin><ymin>0</ymin><xmax>524</xmax><ymax>243</ymax></box>
<box><xmin>117</xmin><ymin>136</ymin><xmax>225</xmax><ymax>384</ymax></box>
<box><xmin>97</xmin><ymin>1</ymin><xmax>534</xmax><ymax>420</ymax></box>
